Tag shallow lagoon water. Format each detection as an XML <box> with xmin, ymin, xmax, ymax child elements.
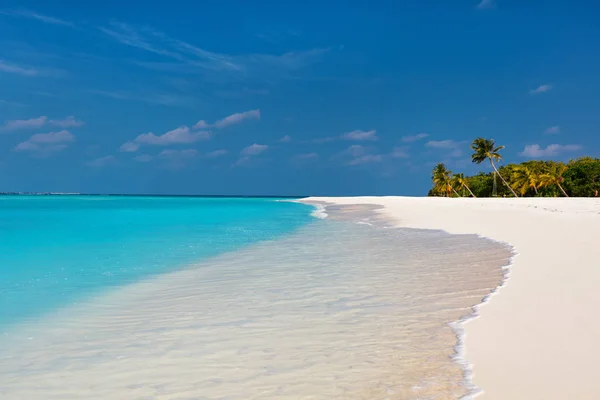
<box><xmin>0</xmin><ymin>198</ymin><xmax>511</xmax><ymax>399</ymax></box>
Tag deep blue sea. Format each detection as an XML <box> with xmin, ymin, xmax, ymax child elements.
<box><xmin>0</xmin><ymin>195</ymin><xmax>314</xmax><ymax>328</ymax></box>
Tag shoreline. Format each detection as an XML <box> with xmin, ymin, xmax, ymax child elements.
<box><xmin>301</xmin><ymin>196</ymin><xmax>600</xmax><ymax>399</ymax></box>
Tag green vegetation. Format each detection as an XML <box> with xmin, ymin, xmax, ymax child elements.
<box><xmin>428</xmin><ymin>138</ymin><xmax>600</xmax><ymax>197</ymax></box>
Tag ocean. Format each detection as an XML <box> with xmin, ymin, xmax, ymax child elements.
<box><xmin>0</xmin><ymin>196</ymin><xmax>511</xmax><ymax>399</ymax></box>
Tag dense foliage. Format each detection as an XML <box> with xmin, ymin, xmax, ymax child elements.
<box><xmin>428</xmin><ymin>138</ymin><xmax>600</xmax><ymax>197</ymax></box>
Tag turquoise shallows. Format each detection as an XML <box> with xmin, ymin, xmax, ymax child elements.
<box><xmin>0</xmin><ymin>196</ymin><xmax>313</xmax><ymax>327</ymax></box>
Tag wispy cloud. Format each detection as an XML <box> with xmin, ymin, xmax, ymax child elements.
<box><xmin>530</xmin><ymin>84</ymin><xmax>553</xmax><ymax>95</ymax></box>
<box><xmin>0</xmin><ymin>99</ymin><xmax>25</xmax><ymax>107</ymax></box>
<box><xmin>99</xmin><ymin>22</ymin><xmax>329</xmax><ymax>80</ymax></box>
<box><xmin>312</xmin><ymin>136</ymin><xmax>336</xmax><ymax>144</ymax></box>
<box><xmin>0</xmin><ymin>60</ymin><xmax>39</xmax><ymax>76</ymax></box>
<box><xmin>347</xmin><ymin>154</ymin><xmax>383</xmax><ymax>165</ymax></box>
<box><xmin>476</xmin><ymin>0</ymin><xmax>496</xmax><ymax>10</ymax></box>
<box><xmin>1</xmin><ymin>115</ymin><xmax>83</xmax><ymax>132</ymax></box>
<box><xmin>520</xmin><ymin>144</ymin><xmax>581</xmax><ymax>158</ymax></box>
<box><xmin>193</xmin><ymin>109</ymin><xmax>261</xmax><ymax>130</ymax></box>
<box><xmin>544</xmin><ymin>126</ymin><xmax>560</xmax><ymax>134</ymax></box>
<box><xmin>313</xmin><ymin>129</ymin><xmax>379</xmax><ymax>144</ymax></box>
<box><xmin>335</xmin><ymin>145</ymin><xmax>383</xmax><ymax>166</ymax></box>
<box><xmin>342</xmin><ymin>129</ymin><xmax>378</xmax><ymax>141</ymax></box>
<box><xmin>401</xmin><ymin>133</ymin><xmax>429</xmax><ymax>143</ymax></box>
<box><xmin>426</xmin><ymin>139</ymin><xmax>461</xmax><ymax>149</ymax></box>
<box><xmin>279</xmin><ymin>135</ymin><xmax>292</xmax><ymax>143</ymax></box>
<box><xmin>86</xmin><ymin>155</ymin><xmax>117</xmax><ymax>167</ymax></box>
<box><xmin>205</xmin><ymin>149</ymin><xmax>228</xmax><ymax>158</ymax></box>
<box><xmin>14</xmin><ymin>130</ymin><xmax>75</xmax><ymax>154</ymax></box>
<box><xmin>1</xmin><ymin>10</ymin><xmax>75</xmax><ymax>27</ymax></box>
<box><xmin>159</xmin><ymin>149</ymin><xmax>198</xmax><ymax>159</ymax></box>
<box><xmin>89</xmin><ymin>90</ymin><xmax>197</xmax><ymax>107</ymax></box>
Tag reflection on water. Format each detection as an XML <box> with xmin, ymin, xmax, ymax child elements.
<box><xmin>0</xmin><ymin>204</ymin><xmax>511</xmax><ymax>399</ymax></box>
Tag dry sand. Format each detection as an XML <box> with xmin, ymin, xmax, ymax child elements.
<box><xmin>303</xmin><ymin>196</ymin><xmax>600</xmax><ymax>400</ymax></box>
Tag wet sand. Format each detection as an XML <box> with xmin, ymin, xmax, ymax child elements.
<box><xmin>303</xmin><ymin>196</ymin><xmax>600</xmax><ymax>399</ymax></box>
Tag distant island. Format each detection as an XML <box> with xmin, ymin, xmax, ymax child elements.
<box><xmin>428</xmin><ymin>138</ymin><xmax>600</xmax><ymax>197</ymax></box>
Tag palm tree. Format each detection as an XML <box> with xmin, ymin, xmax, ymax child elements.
<box><xmin>432</xmin><ymin>163</ymin><xmax>460</xmax><ymax>197</ymax></box>
<box><xmin>511</xmin><ymin>165</ymin><xmax>540</xmax><ymax>196</ymax></box>
<box><xmin>452</xmin><ymin>173</ymin><xmax>476</xmax><ymax>197</ymax></box>
<box><xmin>540</xmin><ymin>163</ymin><xmax>569</xmax><ymax>197</ymax></box>
<box><xmin>471</xmin><ymin>137</ymin><xmax>519</xmax><ymax>197</ymax></box>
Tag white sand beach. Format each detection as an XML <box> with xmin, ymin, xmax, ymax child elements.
<box><xmin>304</xmin><ymin>196</ymin><xmax>600</xmax><ymax>399</ymax></box>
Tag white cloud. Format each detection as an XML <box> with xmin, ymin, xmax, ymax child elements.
<box><xmin>426</xmin><ymin>139</ymin><xmax>460</xmax><ymax>149</ymax></box>
<box><xmin>192</xmin><ymin>110</ymin><xmax>261</xmax><ymax>130</ymax></box>
<box><xmin>49</xmin><ymin>116</ymin><xmax>84</xmax><ymax>128</ymax></box>
<box><xmin>241</xmin><ymin>143</ymin><xmax>268</xmax><ymax>156</ymax></box>
<box><xmin>1</xmin><ymin>116</ymin><xmax>47</xmax><ymax>131</ymax></box>
<box><xmin>342</xmin><ymin>129</ymin><xmax>378</xmax><ymax>141</ymax></box>
<box><xmin>520</xmin><ymin>144</ymin><xmax>581</xmax><ymax>158</ymax></box>
<box><xmin>343</xmin><ymin>144</ymin><xmax>366</xmax><ymax>157</ymax></box>
<box><xmin>214</xmin><ymin>109</ymin><xmax>261</xmax><ymax>129</ymax></box>
<box><xmin>279</xmin><ymin>135</ymin><xmax>292</xmax><ymax>143</ymax></box>
<box><xmin>1</xmin><ymin>115</ymin><xmax>83</xmax><ymax>131</ymax></box>
<box><xmin>205</xmin><ymin>149</ymin><xmax>228</xmax><ymax>158</ymax></box>
<box><xmin>476</xmin><ymin>0</ymin><xmax>496</xmax><ymax>9</ymax></box>
<box><xmin>0</xmin><ymin>60</ymin><xmax>39</xmax><ymax>76</ymax></box>
<box><xmin>14</xmin><ymin>130</ymin><xmax>74</xmax><ymax>154</ymax></box>
<box><xmin>134</xmin><ymin>126</ymin><xmax>211</xmax><ymax>146</ymax></box>
<box><xmin>86</xmin><ymin>155</ymin><xmax>116</xmax><ymax>167</ymax></box>
<box><xmin>134</xmin><ymin>154</ymin><xmax>153</xmax><ymax>162</ymax></box>
<box><xmin>193</xmin><ymin>120</ymin><xmax>210</xmax><ymax>129</ymax></box>
<box><xmin>392</xmin><ymin>146</ymin><xmax>410</xmax><ymax>158</ymax></box>
<box><xmin>426</xmin><ymin>139</ymin><xmax>463</xmax><ymax>157</ymax></box>
<box><xmin>120</xmin><ymin>141</ymin><xmax>140</xmax><ymax>152</ymax></box>
<box><xmin>544</xmin><ymin>126</ymin><xmax>560</xmax><ymax>134</ymax></box>
<box><xmin>530</xmin><ymin>84</ymin><xmax>553</xmax><ymax>95</ymax></box>
<box><xmin>401</xmin><ymin>133</ymin><xmax>429</xmax><ymax>143</ymax></box>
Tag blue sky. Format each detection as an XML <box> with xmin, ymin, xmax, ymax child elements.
<box><xmin>1</xmin><ymin>0</ymin><xmax>599</xmax><ymax>196</ymax></box>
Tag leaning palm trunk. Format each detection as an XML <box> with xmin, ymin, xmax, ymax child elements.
<box><xmin>557</xmin><ymin>183</ymin><xmax>569</xmax><ymax>197</ymax></box>
<box><xmin>490</xmin><ymin>159</ymin><xmax>519</xmax><ymax>197</ymax></box>
<box><xmin>464</xmin><ymin>184</ymin><xmax>476</xmax><ymax>198</ymax></box>
<box><xmin>452</xmin><ymin>186</ymin><xmax>461</xmax><ymax>197</ymax></box>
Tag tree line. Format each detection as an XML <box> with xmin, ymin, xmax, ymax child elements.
<box><xmin>429</xmin><ymin>138</ymin><xmax>600</xmax><ymax>198</ymax></box>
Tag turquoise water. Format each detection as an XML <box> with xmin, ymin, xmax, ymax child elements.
<box><xmin>0</xmin><ymin>195</ymin><xmax>314</xmax><ymax>328</ymax></box>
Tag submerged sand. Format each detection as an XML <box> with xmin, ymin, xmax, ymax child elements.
<box><xmin>304</xmin><ymin>197</ymin><xmax>600</xmax><ymax>399</ymax></box>
<box><xmin>0</xmin><ymin>203</ymin><xmax>511</xmax><ymax>399</ymax></box>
